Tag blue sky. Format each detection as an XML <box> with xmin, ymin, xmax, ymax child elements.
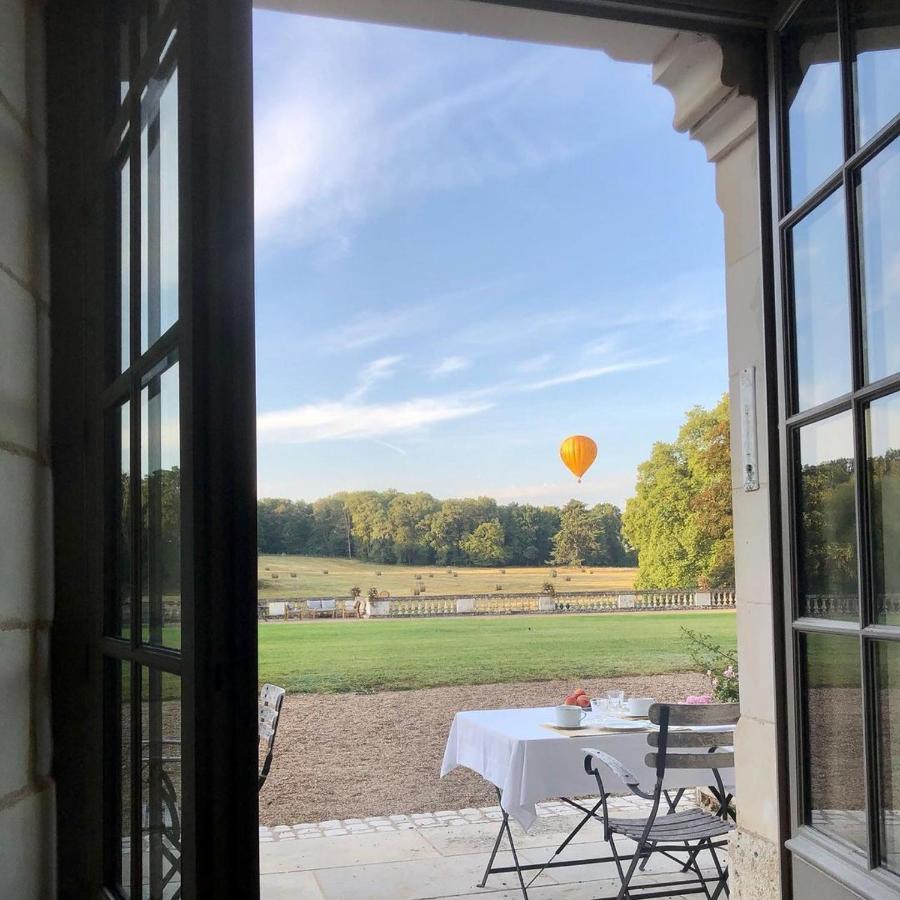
<box><xmin>252</xmin><ymin>11</ymin><xmax>727</xmax><ymax>509</ymax></box>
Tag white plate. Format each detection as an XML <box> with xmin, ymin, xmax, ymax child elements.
<box><xmin>601</xmin><ymin>720</ymin><xmax>650</xmax><ymax>730</ymax></box>
<box><xmin>545</xmin><ymin>722</ymin><xmax>590</xmax><ymax>730</ymax></box>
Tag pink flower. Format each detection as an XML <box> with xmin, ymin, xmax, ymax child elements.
<box><xmin>684</xmin><ymin>694</ymin><xmax>712</xmax><ymax>704</ymax></box>
<box><xmin>723</xmin><ymin>666</ymin><xmax>735</xmax><ymax>678</ymax></box>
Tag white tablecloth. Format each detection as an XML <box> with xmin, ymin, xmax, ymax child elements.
<box><xmin>440</xmin><ymin>707</ymin><xmax>735</xmax><ymax>830</ymax></box>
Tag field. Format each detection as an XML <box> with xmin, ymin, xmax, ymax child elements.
<box><xmin>258</xmin><ymin>554</ymin><xmax>637</xmax><ymax>600</ymax></box>
<box><xmin>257</xmin><ymin>610</ymin><xmax>736</xmax><ymax>694</ymax></box>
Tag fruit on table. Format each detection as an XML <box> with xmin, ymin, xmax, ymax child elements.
<box><xmin>564</xmin><ymin>688</ymin><xmax>590</xmax><ymax>707</ymax></box>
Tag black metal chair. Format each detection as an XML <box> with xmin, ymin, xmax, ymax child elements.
<box><xmin>258</xmin><ymin>682</ymin><xmax>286</xmax><ymax>792</ymax></box>
<box><xmin>583</xmin><ymin>702</ymin><xmax>738</xmax><ymax>899</ymax></box>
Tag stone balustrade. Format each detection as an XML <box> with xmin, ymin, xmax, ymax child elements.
<box><xmin>352</xmin><ymin>589</ymin><xmax>736</xmax><ymax>619</ymax></box>
<box><xmin>259</xmin><ymin>588</ymin><xmax>737</xmax><ymax>620</ymax></box>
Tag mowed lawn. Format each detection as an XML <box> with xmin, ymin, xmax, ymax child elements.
<box><xmin>258</xmin><ymin>611</ymin><xmax>736</xmax><ymax>694</ymax></box>
<box><xmin>258</xmin><ymin>554</ymin><xmax>637</xmax><ymax>600</ymax></box>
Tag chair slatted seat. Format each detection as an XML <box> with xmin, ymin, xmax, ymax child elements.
<box><xmin>258</xmin><ymin>683</ymin><xmax>286</xmax><ymax>792</ymax></box>
<box><xmin>583</xmin><ymin>702</ymin><xmax>738</xmax><ymax>899</ymax></box>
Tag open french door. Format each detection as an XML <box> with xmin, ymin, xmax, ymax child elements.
<box><xmin>47</xmin><ymin>1</ymin><xmax>258</xmax><ymax>896</ymax></box>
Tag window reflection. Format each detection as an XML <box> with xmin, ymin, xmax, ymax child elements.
<box><xmin>868</xmin><ymin>393</ymin><xmax>900</xmax><ymax>625</ymax></box>
<box><xmin>853</xmin><ymin>1</ymin><xmax>900</xmax><ymax>146</ymax></box>
<box><xmin>790</xmin><ymin>190</ymin><xmax>851</xmax><ymax>411</ymax></box>
<box><xmin>876</xmin><ymin>642</ymin><xmax>900</xmax><ymax>875</ymax></box>
<box><xmin>803</xmin><ymin>632</ymin><xmax>867</xmax><ymax>853</ymax></box>
<box><xmin>112</xmin><ymin>401</ymin><xmax>132</xmax><ymax>637</ymax></box>
<box><xmin>116</xmin><ymin>661</ymin><xmax>132</xmax><ymax>897</ymax></box>
<box><xmin>140</xmin><ymin>64</ymin><xmax>179</xmax><ymax>353</ymax></box>
<box><xmin>859</xmin><ymin>138</ymin><xmax>900</xmax><ymax>384</ymax></box>
<box><xmin>783</xmin><ymin>0</ymin><xmax>843</xmax><ymax>204</ymax></box>
<box><xmin>141</xmin><ymin>360</ymin><xmax>181</xmax><ymax>647</ymax></box>
<box><xmin>141</xmin><ymin>668</ymin><xmax>181</xmax><ymax>899</ymax></box>
<box><xmin>797</xmin><ymin>412</ymin><xmax>858</xmax><ymax>620</ymax></box>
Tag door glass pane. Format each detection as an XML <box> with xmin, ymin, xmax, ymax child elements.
<box><xmin>109</xmin><ymin>401</ymin><xmax>132</xmax><ymax>636</ymax></box>
<box><xmin>876</xmin><ymin>641</ymin><xmax>900</xmax><ymax>875</ymax></box>
<box><xmin>141</xmin><ymin>667</ymin><xmax>181</xmax><ymax>899</ymax></box>
<box><xmin>802</xmin><ymin>632</ymin><xmax>867</xmax><ymax>853</ymax></box>
<box><xmin>853</xmin><ymin>0</ymin><xmax>900</xmax><ymax>146</ymax></box>
<box><xmin>783</xmin><ymin>0</ymin><xmax>843</xmax><ymax>205</ymax></box>
<box><xmin>114</xmin><ymin>660</ymin><xmax>133</xmax><ymax>897</ymax></box>
<box><xmin>867</xmin><ymin>393</ymin><xmax>900</xmax><ymax>625</ymax></box>
<box><xmin>859</xmin><ymin>137</ymin><xmax>900</xmax><ymax>383</ymax></box>
<box><xmin>141</xmin><ymin>63</ymin><xmax>179</xmax><ymax>353</ymax></box>
<box><xmin>789</xmin><ymin>190</ymin><xmax>852</xmax><ymax>410</ymax></box>
<box><xmin>120</xmin><ymin>158</ymin><xmax>131</xmax><ymax>372</ymax></box>
<box><xmin>797</xmin><ymin>412</ymin><xmax>858</xmax><ymax>619</ymax></box>
<box><xmin>141</xmin><ymin>359</ymin><xmax>180</xmax><ymax>647</ymax></box>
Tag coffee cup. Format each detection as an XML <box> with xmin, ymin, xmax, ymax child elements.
<box><xmin>626</xmin><ymin>697</ymin><xmax>654</xmax><ymax>718</ymax></box>
<box><xmin>554</xmin><ymin>705</ymin><xmax>586</xmax><ymax>727</ymax></box>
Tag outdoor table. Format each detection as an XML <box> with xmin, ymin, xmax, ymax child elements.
<box><xmin>440</xmin><ymin>706</ymin><xmax>735</xmax><ymax>899</ymax></box>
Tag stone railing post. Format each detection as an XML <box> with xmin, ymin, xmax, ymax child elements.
<box><xmin>617</xmin><ymin>594</ymin><xmax>636</xmax><ymax>609</ymax></box>
<box><xmin>538</xmin><ymin>596</ymin><xmax>555</xmax><ymax>612</ymax></box>
<box><xmin>456</xmin><ymin>597</ymin><xmax>475</xmax><ymax>615</ymax></box>
<box><xmin>695</xmin><ymin>591</ymin><xmax>712</xmax><ymax>608</ymax></box>
<box><xmin>367</xmin><ymin>599</ymin><xmax>389</xmax><ymax>618</ymax></box>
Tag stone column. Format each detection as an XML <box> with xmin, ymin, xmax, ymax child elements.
<box><xmin>653</xmin><ymin>35</ymin><xmax>782</xmax><ymax>899</ymax></box>
<box><xmin>0</xmin><ymin>1</ymin><xmax>55</xmax><ymax>896</ymax></box>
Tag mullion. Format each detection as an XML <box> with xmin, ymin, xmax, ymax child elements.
<box><xmin>779</xmin><ymin>169</ymin><xmax>843</xmax><ymax>230</ymax></box>
<box><xmin>103</xmin><ymin>0</ymin><xmax>179</xmax><ymax>162</ymax></box>
<box><xmin>785</xmin><ymin>393</ymin><xmax>851</xmax><ymax>428</ymax></box>
<box><xmin>845</xmin><ymin>112</ymin><xmax>900</xmax><ymax>175</ymax></box>
<box><xmin>102</xmin><ymin>636</ymin><xmax>183</xmax><ymax>675</ymax></box>
<box><xmin>126</xmin><ymin>2</ymin><xmax>143</xmax><ymax>895</ymax></box>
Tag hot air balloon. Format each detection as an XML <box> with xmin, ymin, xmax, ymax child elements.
<box><xmin>559</xmin><ymin>435</ymin><xmax>597</xmax><ymax>483</ymax></box>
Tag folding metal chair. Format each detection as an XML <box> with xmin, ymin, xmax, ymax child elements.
<box><xmin>258</xmin><ymin>682</ymin><xmax>286</xmax><ymax>792</ymax></box>
<box><xmin>583</xmin><ymin>702</ymin><xmax>738</xmax><ymax>899</ymax></box>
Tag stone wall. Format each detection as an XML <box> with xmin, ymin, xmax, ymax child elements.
<box><xmin>0</xmin><ymin>0</ymin><xmax>55</xmax><ymax>896</ymax></box>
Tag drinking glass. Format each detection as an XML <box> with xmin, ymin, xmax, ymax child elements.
<box><xmin>590</xmin><ymin>697</ymin><xmax>610</xmax><ymax>720</ymax></box>
<box><xmin>606</xmin><ymin>690</ymin><xmax>625</xmax><ymax>713</ymax></box>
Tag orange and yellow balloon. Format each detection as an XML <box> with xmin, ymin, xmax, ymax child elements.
<box><xmin>559</xmin><ymin>435</ymin><xmax>597</xmax><ymax>483</ymax></box>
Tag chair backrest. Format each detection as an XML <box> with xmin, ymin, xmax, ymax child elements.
<box><xmin>321</xmin><ymin>598</ymin><xmax>336</xmax><ymax>611</ymax></box>
<box><xmin>268</xmin><ymin>601</ymin><xmax>286</xmax><ymax>617</ymax></box>
<box><xmin>645</xmin><ymin>703</ymin><xmax>738</xmax><ymax>779</ymax></box>
<box><xmin>307</xmin><ymin>599</ymin><xmax>322</xmax><ymax>610</ymax></box>
<box><xmin>258</xmin><ymin>683</ymin><xmax>286</xmax><ymax>792</ymax></box>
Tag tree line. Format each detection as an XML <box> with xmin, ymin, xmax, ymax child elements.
<box><xmin>258</xmin><ymin>492</ymin><xmax>635</xmax><ymax>568</ymax></box>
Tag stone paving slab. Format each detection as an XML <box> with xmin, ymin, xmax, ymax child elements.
<box><xmin>258</xmin><ymin>797</ymin><xmax>656</xmax><ymax>842</ymax></box>
<box><xmin>258</xmin><ymin>799</ymin><xmax>722</xmax><ymax>900</ymax></box>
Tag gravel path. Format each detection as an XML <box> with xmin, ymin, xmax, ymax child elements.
<box><xmin>258</xmin><ymin>673</ymin><xmax>708</xmax><ymax>826</ymax></box>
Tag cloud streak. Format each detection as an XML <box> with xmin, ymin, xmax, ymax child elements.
<box><xmin>257</xmin><ymin>396</ymin><xmax>493</xmax><ymax>442</ymax></box>
<box><xmin>523</xmin><ymin>357</ymin><xmax>668</xmax><ymax>391</ymax></box>
<box><xmin>432</xmin><ymin>356</ymin><xmax>470</xmax><ymax>377</ymax></box>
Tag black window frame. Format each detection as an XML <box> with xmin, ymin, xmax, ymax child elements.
<box><xmin>772</xmin><ymin>0</ymin><xmax>900</xmax><ymax>893</ymax></box>
<box><xmin>48</xmin><ymin>0</ymin><xmax>259</xmax><ymax>896</ymax></box>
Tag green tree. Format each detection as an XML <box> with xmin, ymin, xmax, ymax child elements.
<box><xmin>550</xmin><ymin>500</ymin><xmax>600</xmax><ymax>566</ymax></box>
<box><xmin>459</xmin><ymin>520</ymin><xmax>506</xmax><ymax>566</ymax></box>
<box><xmin>622</xmin><ymin>394</ymin><xmax>734</xmax><ymax>588</ymax></box>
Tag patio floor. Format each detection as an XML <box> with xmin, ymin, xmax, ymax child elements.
<box><xmin>259</xmin><ymin>800</ymin><xmax>726</xmax><ymax>899</ymax></box>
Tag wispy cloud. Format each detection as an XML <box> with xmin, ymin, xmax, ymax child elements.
<box><xmin>523</xmin><ymin>357</ymin><xmax>668</xmax><ymax>391</ymax></box>
<box><xmin>257</xmin><ymin>396</ymin><xmax>493</xmax><ymax>442</ymax></box>
<box><xmin>432</xmin><ymin>356</ymin><xmax>470</xmax><ymax>377</ymax></box>
<box><xmin>348</xmin><ymin>354</ymin><xmax>405</xmax><ymax>400</ymax></box>
<box><xmin>514</xmin><ymin>353</ymin><xmax>553</xmax><ymax>374</ymax></box>
<box><xmin>252</xmin><ymin>18</ymin><xmax>614</xmax><ymax>253</ymax></box>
